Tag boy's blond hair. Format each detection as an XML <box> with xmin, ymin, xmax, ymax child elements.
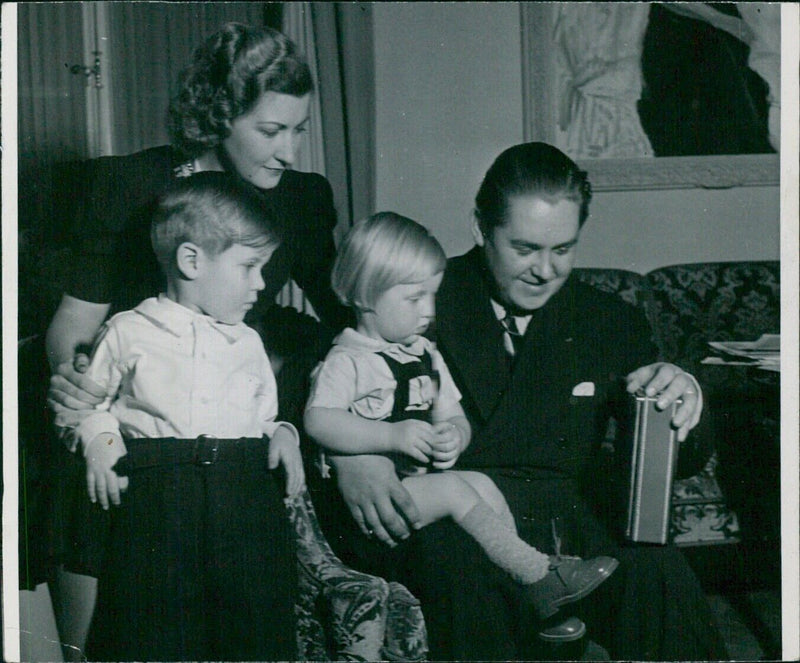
<box><xmin>332</xmin><ymin>212</ymin><xmax>446</xmax><ymax>311</ymax></box>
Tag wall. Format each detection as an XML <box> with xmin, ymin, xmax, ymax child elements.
<box><xmin>579</xmin><ymin>186</ymin><xmax>779</xmax><ymax>273</ymax></box>
<box><xmin>373</xmin><ymin>3</ymin><xmax>781</xmax><ymax>272</ymax></box>
<box><xmin>373</xmin><ymin>2</ymin><xmax>524</xmax><ymax>258</ymax></box>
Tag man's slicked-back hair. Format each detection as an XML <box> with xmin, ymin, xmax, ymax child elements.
<box><xmin>332</xmin><ymin>212</ymin><xmax>446</xmax><ymax>311</ymax></box>
<box><xmin>474</xmin><ymin>142</ymin><xmax>592</xmax><ymax>236</ymax></box>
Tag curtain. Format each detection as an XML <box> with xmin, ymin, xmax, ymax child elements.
<box><xmin>17</xmin><ymin>3</ymin><xmax>91</xmax><ymax>336</ymax></box>
<box><xmin>17</xmin><ymin>3</ymin><xmax>88</xmax><ymax>168</ymax></box>
<box><xmin>282</xmin><ymin>2</ymin><xmax>327</xmax><ymax>178</ymax></box>
<box><xmin>276</xmin><ymin>2</ymin><xmax>376</xmax><ymax>318</ymax></box>
<box><xmin>277</xmin><ymin>2</ymin><xmax>326</xmax><ymax>317</ymax></box>
<box><xmin>553</xmin><ymin>3</ymin><xmax>653</xmax><ymax>159</ymax></box>
<box><xmin>17</xmin><ymin>2</ymin><xmax>88</xmax><ymax>235</ymax></box>
<box><xmin>312</xmin><ymin>2</ymin><xmax>375</xmax><ymax>241</ymax></box>
<box><xmin>104</xmin><ymin>2</ymin><xmax>269</xmax><ymax>156</ymax></box>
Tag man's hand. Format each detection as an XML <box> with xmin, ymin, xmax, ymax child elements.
<box><xmin>48</xmin><ymin>353</ymin><xmax>106</xmax><ymax>413</ymax></box>
<box><xmin>329</xmin><ymin>454</ymin><xmax>421</xmax><ymax>547</ymax></box>
<box><xmin>626</xmin><ymin>362</ymin><xmax>703</xmax><ymax>441</ymax></box>
<box><xmin>269</xmin><ymin>427</ymin><xmax>306</xmax><ymax>496</ymax></box>
<box><xmin>85</xmin><ymin>433</ymin><xmax>128</xmax><ymax>509</ymax></box>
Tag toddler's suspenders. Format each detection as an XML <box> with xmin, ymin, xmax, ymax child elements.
<box><xmin>377</xmin><ymin>350</ymin><xmax>441</xmax><ymax>476</ymax></box>
<box><xmin>377</xmin><ymin>350</ymin><xmax>440</xmax><ymax>424</ymax></box>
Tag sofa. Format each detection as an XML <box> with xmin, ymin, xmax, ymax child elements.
<box><xmin>19</xmin><ymin>231</ymin><xmax>779</xmax><ymax>657</ymax></box>
<box><xmin>573</xmin><ymin>261</ymin><xmax>781</xmax><ymax>549</ymax></box>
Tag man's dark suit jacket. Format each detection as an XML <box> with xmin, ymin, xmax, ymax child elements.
<box><xmin>435</xmin><ymin>246</ymin><xmax>657</xmax><ymax>542</ymax></box>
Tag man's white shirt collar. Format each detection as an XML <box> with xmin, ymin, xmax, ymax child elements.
<box><xmin>490</xmin><ymin>300</ymin><xmax>533</xmax><ymax>336</ymax></box>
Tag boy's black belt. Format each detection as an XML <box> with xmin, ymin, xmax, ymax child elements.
<box><xmin>113</xmin><ymin>435</ymin><xmax>267</xmax><ymax>474</ymax></box>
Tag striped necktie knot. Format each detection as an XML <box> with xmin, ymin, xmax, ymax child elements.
<box><xmin>501</xmin><ymin>313</ymin><xmax>524</xmax><ymax>356</ymax></box>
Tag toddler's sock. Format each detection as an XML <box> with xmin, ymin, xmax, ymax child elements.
<box><xmin>457</xmin><ymin>501</ymin><xmax>550</xmax><ymax>584</ymax></box>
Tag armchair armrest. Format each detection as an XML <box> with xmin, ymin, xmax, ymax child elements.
<box><xmin>285</xmin><ymin>490</ymin><xmax>427</xmax><ymax>661</ymax></box>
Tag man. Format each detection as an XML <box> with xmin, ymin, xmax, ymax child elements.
<box><xmin>322</xmin><ymin>143</ymin><xmax>728</xmax><ymax>661</ymax></box>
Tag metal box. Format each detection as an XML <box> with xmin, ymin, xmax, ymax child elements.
<box><xmin>626</xmin><ymin>393</ymin><xmax>681</xmax><ymax>544</ymax></box>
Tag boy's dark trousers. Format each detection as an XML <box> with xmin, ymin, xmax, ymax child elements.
<box><xmin>85</xmin><ymin>436</ymin><xmax>297</xmax><ymax>662</ymax></box>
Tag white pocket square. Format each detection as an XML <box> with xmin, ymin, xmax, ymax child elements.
<box><xmin>571</xmin><ymin>381</ymin><xmax>595</xmax><ymax>397</ymax></box>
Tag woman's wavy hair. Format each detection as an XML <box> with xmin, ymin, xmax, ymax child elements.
<box><xmin>168</xmin><ymin>23</ymin><xmax>313</xmax><ymax>158</ymax></box>
<box><xmin>474</xmin><ymin>142</ymin><xmax>593</xmax><ymax>235</ymax></box>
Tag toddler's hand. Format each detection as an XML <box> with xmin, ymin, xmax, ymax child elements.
<box><xmin>85</xmin><ymin>433</ymin><xmax>128</xmax><ymax>509</ymax></box>
<box><xmin>269</xmin><ymin>427</ymin><xmax>306</xmax><ymax>496</ymax></box>
<box><xmin>391</xmin><ymin>420</ymin><xmax>436</xmax><ymax>465</ymax></box>
<box><xmin>430</xmin><ymin>422</ymin><xmax>463</xmax><ymax>470</ymax></box>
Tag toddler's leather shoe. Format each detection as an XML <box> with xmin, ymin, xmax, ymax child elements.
<box><xmin>537</xmin><ymin>615</ymin><xmax>586</xmax><ymax>643</ymax></box>
<box><xmin>524</xmin><ymin>554</ymin><xmax>619</xmax><ymax>619</ymax></box>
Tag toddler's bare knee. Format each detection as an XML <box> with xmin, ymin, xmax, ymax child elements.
<box><xmin>457</xmin><ymin>471</ymin><xmax>507</xmax><ymax>511</ymax></box>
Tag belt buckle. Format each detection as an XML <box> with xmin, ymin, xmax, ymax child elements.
<box><xmin>194</xmin><ymin>434</ymin><xmax>219</xmax><ymax>465</ymax></box>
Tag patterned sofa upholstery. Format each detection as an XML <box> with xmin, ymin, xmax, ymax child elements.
<box><xmin>647</xmin><ymin>262</ymin><xmax>780</xmax><ymax>549</ymax></box>
<box><xmin>286</xmin><ymin>491</ymin><xmax>427</xmax><ymax>661</ymax></box>
<box><xmin>574</xmin><ymin>261</ymin><xmax>780</xmax><ymax>547</ymax></box>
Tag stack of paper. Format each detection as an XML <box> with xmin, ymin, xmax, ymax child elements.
<box><xmin>702</xmin><ymin>333</ymin><xmax>780</xmax><ymax>371</ymax></box>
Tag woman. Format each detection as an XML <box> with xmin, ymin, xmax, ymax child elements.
<box><xmin>43</xmin><ymin>23</ymin><xmax>350</xmax><ymax>658</ymax></box>
<box><xmin>48</xmin><ymin>22</ymin><xmax>350</xmax><ymax>419</ymax></box>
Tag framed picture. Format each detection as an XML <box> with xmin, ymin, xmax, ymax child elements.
<box><xmin>520</xmin><ymin>2</ymin><xmax>780</xmax><ymax>191</ymax></box>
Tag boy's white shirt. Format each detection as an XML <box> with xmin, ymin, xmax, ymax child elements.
<box><xmin>58</xmin><ymin>294</ymin><xmax>297</xmax><ymax>453</ymax></box>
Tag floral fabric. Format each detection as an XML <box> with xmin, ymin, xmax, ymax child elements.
<box><xmin>286</xmin><ymin>490</ymin><xmax>427</xmax><ymax>661</ymax></box>
<box><xmin>574</xmin><ymin>261</ymin><xmax>779</xmax><ymax>546</ymax></box>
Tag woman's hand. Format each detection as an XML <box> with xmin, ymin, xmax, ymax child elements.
<box><xmin>45</xmin><ymin>294</ymin><xmax>110</xmax><ymax>413</ymax></box>
<box><xmin>269</xmin><ymin>427</ymin><xmax>306</xmax><ymax>496</ymax></box>
<box><xmin>329</xmin><ymin>454</ymin><xmax>421</xmax><ymax>547</ymax></box>
<box><xmin>391</xmin><ymin>420</ymin><xmax>436</xmax><ymax>465</ymax></box>
<box><xmin>626</xmin><ymin>362</ymin><xmax>703</xmax><ymax>441</ymax></box>
<box><xmin>48</xmin><ymin>353</ymin><xmax>107</xmax><ymax>414</ymax></box>
<box><xmin>85</xmin><ymin>433</ymin><xmax>128</xmax><ymax>509</ymax></box>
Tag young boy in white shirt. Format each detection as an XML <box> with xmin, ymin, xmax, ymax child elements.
<box><xmin>58</xmin><ymin>172</ymin><xmax>304</xmax><ymax>661</ymax></box>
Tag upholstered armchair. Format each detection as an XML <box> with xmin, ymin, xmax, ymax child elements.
<box><xmin>286</xmin><ymin>490</ymin><xmax>428</xmax><ymax>661</ymax></box>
